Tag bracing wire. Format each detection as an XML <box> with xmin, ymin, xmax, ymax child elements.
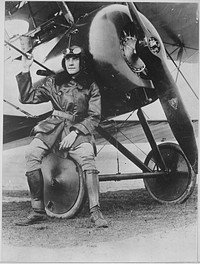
<box><xmin>97</xmin><ymin>111</ymin><xmax>149</xmax><ymax>159</ymax></box>
<box><xmin>97</xmin><ymin>111</ymin><xmax>136</xmax><ymax>155</ymax></box>
<box><xmin>166</xmin><ymin>48</ymin><xmax>199</xmax><ymax>100</ymax></box>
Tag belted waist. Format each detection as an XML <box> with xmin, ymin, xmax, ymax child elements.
<box><xmin>52</xmin><ymin>110</ymin><xmax>84</xmax><ymax>122</ymax></box>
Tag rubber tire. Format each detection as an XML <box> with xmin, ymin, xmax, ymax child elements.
<box><xmin>143</xmin><ymin>142</ymin><xmax>196</xmax><ymax>204</ymax></box>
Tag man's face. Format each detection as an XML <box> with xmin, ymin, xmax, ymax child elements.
<box><xmin>65</xmin><ymin>56</ymin><xmax>80</xmax><ymax>75</ymax></box>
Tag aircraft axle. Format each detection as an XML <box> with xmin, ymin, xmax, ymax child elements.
<box><xmin>99</xmin><ymin>171</ymin><xmax>166</xmax><ymax>181</ymax></box>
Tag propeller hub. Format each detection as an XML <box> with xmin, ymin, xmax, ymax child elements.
<box><xmin>148</xmin><ymin>37</ymin><xmax>161</xmax><ymax>55</ymax></box>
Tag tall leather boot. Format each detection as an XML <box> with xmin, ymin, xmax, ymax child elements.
<box><xmin>15</xmin><ymin>169</ymin><xmax>47</xmax><ymax>226</ymax></box>
<box><xmin>85</xmin><ymin>170</ymin><xmax>108</xmax><ymax>228</ymax></box>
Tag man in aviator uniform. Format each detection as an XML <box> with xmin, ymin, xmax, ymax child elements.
<box><xmin>16</xmin><ymin>45</ymin><xmax>108</xmax><ymax>228</ymax></box>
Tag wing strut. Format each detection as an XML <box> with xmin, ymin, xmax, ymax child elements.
<box><xmin>137</xmin><ymin>108</ymin><xmax>167</xmax><ymax>172</ymax></box>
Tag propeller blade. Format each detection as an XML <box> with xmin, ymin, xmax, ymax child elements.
<box><xmin>126</xmin><ymin>2</ymin><xmax>146</xmax><ymax>39</ymax></box>
<box><xmin>128</xmin><ymin>3</ymin><xmax>198</xmax><ymax>173</ymax></box>
<box><xmin>140</xmin><ymin>49</ymin><xmax>198</xmax><ymax>174</ymax></box>
<box><xmin>153</xmin><ymin>61</ymin><xmax>198</xmax><ymax>174</ymax></box>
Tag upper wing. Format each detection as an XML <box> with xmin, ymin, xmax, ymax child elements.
<box><xmin>5</xmin><ymin>2</ymin><xmax>107</xmax><ymax>27</ymax></box>
<box><xmin>136</xmin><ymin>2</ymin><xmax>199</xmax><ymax>63</ymax></box>
<box><xmin>4</xmin><ymin>2</ymin><xmax>108</xmax><ymax>40</ymax></box>
<box><xmin>5</xmin><ymin>2</ymin><xmax>198</xmax><ymax>63</ymax></box>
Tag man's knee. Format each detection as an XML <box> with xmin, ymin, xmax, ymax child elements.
<box><xmin>81</xmin><ymin>156</ymin><xmax>96</xmax><ymax>171</ymax></box>
<box><xmin>25</xmin><ymin>144</ymin><xmax>41</xmax><ymax>163</ymax></box>
<box><xmin>25</xmin><ymin>139</ymin><xmax>48</xmax><ymax>172</ymax></box>
<box><xmin>69</xmin><ymin>143</ymin><xmax>96</xmax><ymax>171</ymax></box>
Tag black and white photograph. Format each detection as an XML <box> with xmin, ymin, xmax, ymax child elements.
<box><xmin>1</xmin><ymin>1</ymin><xmax>199</xmax><ymax>262</ymax></box>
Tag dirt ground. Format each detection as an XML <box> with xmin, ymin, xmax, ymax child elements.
<box><xmin>1</xmin><ymin>186</ymin><xmax>198</xmax><ymax>262</ymax></box>
<box><xmin>1</xmin><ymin>144</ymin><xmax>199</xmax><ymax>263</ymax></box>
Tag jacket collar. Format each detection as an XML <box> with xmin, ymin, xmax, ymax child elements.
<box><xmin>70</xmin><ymin>71</ymin><xmax>93</xmax><ymax>88</ymax></box>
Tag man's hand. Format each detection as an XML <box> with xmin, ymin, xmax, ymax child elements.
<box><xmin>22</xmin><ymin>53</ymin><xmax>34</xmax><ymax>72</ymax></box>
<box><xmin>59</xmin><ymin>131</ymin><xmax>77</xmax><ymax>150</ymax></box>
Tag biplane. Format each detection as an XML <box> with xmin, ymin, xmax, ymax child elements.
<box><xmin>3</xmin><ymin>1</ymin><xmax>199</xmax><ymax>218</ymax></box>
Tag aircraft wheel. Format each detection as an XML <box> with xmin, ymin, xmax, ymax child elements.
<box><xmin>143</xmin><ymin>142</ymin><xmax>196</xmax><ymax>204</ymax></box>
<box><xmin>41</xmin><ymin>153</ymin><xmax>86</xmax><ymax>218</ymax></box>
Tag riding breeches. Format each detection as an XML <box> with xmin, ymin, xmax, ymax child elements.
<box><xmin>25</xmin><ymin>138</ymin><xmax>96</xmax><ymax>172</ymax></box>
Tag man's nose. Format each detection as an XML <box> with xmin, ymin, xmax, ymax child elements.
<box><xmin>69</xmin><ymin>58</ymin><xmax>74</xmax><ymax>64</ymax></box>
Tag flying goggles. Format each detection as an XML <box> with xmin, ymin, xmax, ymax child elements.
<box><xmin>63</xmin><ymin>46</ymin><xmax>82</xmax><ymax>58</ymax></box>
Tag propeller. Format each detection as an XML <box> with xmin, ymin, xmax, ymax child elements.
<box><xmin>127</xmin><ymin>2</ymin><xmax>198</xmax><ymax>173</ymax></box>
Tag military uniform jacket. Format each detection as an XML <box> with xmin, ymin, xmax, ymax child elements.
<box><xmin>16</xmin><ymin>71</ymin><xmax>101</xmax><ymax>152</ymax></box>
